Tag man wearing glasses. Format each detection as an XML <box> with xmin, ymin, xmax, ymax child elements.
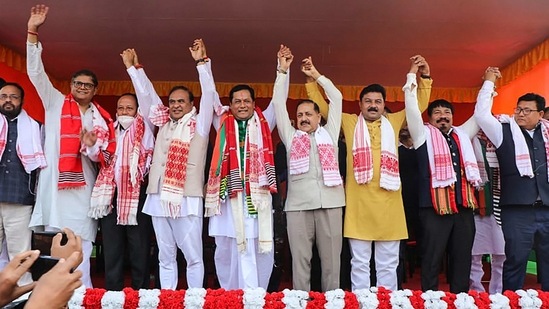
<box><xmin>26</xmin><ymin>5</ymin><xmax>115</xmax><ymax>287</ymax></box>
<box><xmin>475</xmin><ymin>67</ymin><xmax>549</xmax><ymax>291</ymax></box>
<box><xmin>0</xmin><ymin>82</ymin><xmax>46</xmax><ymax>285</ymax></box>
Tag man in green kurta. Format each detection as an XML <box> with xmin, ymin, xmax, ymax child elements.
<box><xmin>307</xmin><ymin>56</ymin><xmax>432</xmax><ymax>290</ymax></box>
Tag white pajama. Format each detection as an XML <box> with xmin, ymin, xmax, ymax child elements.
<box><xmin>349</xmin><ymin>239</ymin><xmax>400</xmax><ymax>291</ymax></box>
<box><xmin>0</xmin><ymin>203</ymin><xmax>33</xmax><ymax>285</ymax></box>
<box><xmin>470</xmin><ymin>214</ymin><xmax>505</xmax><ymax>293</ymax></box>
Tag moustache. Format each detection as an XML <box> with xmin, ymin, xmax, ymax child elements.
<box><xmin>300</xmin><ymin>121</ymin><xmax>310</xmax><ymax>126</ymax></box>
<box><xmin>367</xmin><ymin>107</ymin><xmax>378</xmax><ymax>112</ymax></box>
<box><xmin>436</xmin><ymin>118</ymin><xmax>450</xmax><ymax>123</ymax></box>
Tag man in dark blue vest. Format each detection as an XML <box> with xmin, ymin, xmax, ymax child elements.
<box><xmin>475</xmin><ymin>66</ymin><xmax>549</xmax><ymax>291</ymax></box>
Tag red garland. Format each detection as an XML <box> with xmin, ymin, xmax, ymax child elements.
<box><xmin>467</xmin><ymin>290</ymin><xmax>490</xmax><ymax>309</ymax></box>
<box><xmin>503</xmin><ymin>290</ymin><xmax>520</xmax><ymax>308</ymax></box>
<box><xmin>306</xmin><ymin>291</ymin><xmax>326</xmax><ymax>309</ymax></box>
<box><xmin>82</xmin><ymin>288</ymin><xmax>107</xmax><ymax>309</ymax></box>
<box><xmin>157</xmin><ymin>289</ymin><xmax>185</xmax><ymax>309</ymax></box>
<box><xmin>123</xmin><ymin>287</ymin><xmax>139</xmax><ymax>309</ymax></box>
<box><xmin>203</xmin><ymin>288</ymin><xmax>243</xmax><ymax>309</ymax></box>
<box><xmin>376</xmin><ymin>287</ymin><xmax>391</xmax><ymax>309</ymax></box>
<box><xmin>442</xmin><ymin>291</ymin><xmax>456</xmax><ymax>309</ymax></box>
<box><xmin>409</xmin><ymin>290</ymin><xmax>425</xmax><ymax>309</ymax></box>
<box><xmin>264</xmin><ymin>291</ymin><xmax>285</xmax><ymax>309</ymax></box>
<box><xmin>538</xmin><ymin>290</ymin><xmax>549</xmax><ymax>309</ymax></box>
<box><xmin>343</xmin><ymin>291</ymin><xmax>359</xmax><ymax>309</ymax></box>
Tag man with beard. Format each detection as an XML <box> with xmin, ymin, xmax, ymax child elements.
<box><xmin>475</xmin><ymin>67</ymin><xmax>549</xmax><ymax>291</ymax></box>
<box><xmin>404</xmin><ymin>80</ymin><xmax>482</xmax><ymax>292</ymax></box>
<box><xmin>26</xmin><ymin>5</ymin><xmax>116</xmax><ymax>287</ymax></box>
<box><xmin>0</xmin><ymin>82</ymin><xmax>46</xmax><ymax>284</ymax></box>
<box><xmin>307</xmin><ymin>56</ymin><xmax>432</xmax><ymax>290</ymax></box>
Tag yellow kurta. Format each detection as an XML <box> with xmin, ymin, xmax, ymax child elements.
<box><xmin>307</xmin><ymin>77</ymin><xmax>432</xmax><ymax>240</ymax></box>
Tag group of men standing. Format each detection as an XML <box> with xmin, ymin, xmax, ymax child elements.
<box><xmin>0</xmin><ymin>3</ymin><xmax>548</xmax><ymax>294</ymax></box>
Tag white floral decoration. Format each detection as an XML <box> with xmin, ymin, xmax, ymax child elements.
<box><xmin>184</xmin><ymin>287</ymin><xmax>207</xmax><ymax>309</ymax></box>
<box><xmin>67</xmin><ymin>285</ymin><xmax>86</xmax><ymax>309</ymax></box>
<box><xmin>453</xmin><ymin>292</ymin><xmax>477</xmax><ymax>309</ymax></box>
<box><xmin>489</xmin><ymin>293</ymin><xmax>511</xmax><ymax>309</ymax></box>
<box><xmin>390</xmin><ymin>289</ymin><xmax>414</xmax><ymax>309</ymax></box>
<box><xmin>101</xmin><ymin>290</ymin><xmax>125</xmax><ymax>309</ymax></box>
<box><xmin>282</xmin><ymin>288</ymin><xmax>309</xmax><ymax>309</ymax></box>
<box><xmin>422</xmin><ymin>290</ymin><xmax>447</xmax><ymax>309</ymax></box>
<box><xmin>325</xmin><ymin>289</ymin><xmax>346</xmax><ymax>309</ymax></box>
<box><xmin>243</xmin><ymin>287</ymin><xmax>266</xmax><ymax>309</ymax></box>
<box><xmin>354</xmin><ymin>288</ymin><xmax>379</xmax><ymax>309</ymax></box>
<box><xmin>516</xmin><ymin>289</ymin><xmax>542</xmax><ymax>309</ymax></box>
<box><xmin>137</xmin><ymin>288</ymin><xmax>160</xmax><ymax>309</ymax></box>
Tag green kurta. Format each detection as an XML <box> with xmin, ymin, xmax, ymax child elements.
<box><xmin>306</xmin><ymin>77</ymin><xmax>432</xmax><ymax>240</ymax></box>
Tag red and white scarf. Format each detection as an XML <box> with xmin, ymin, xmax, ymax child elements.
<box><xmin>160</xmin><ymin>107</ymin><xmax>197</xmax><ymax>218</ymax></box>
<box><xmin>0</xmin><ymin>110</ymin><xmax>46</xmax><ymax>173</ymax></box>
<box><xmin>472</xmin><ymin>130</ymin><xmax>499</xmax><ymax>185</ymax></box>
<box><xmin>425</xmin><ymin>124</ymin><xmax>481</xmax><ymax>188</ymax></box>
<box><xmin>205</xmin><ymin>107</ymin><xmax>276</xmax><ymax>253</ymax></box>
<box><xmin>497</xmin><ymin>115</ymin><xmax>549</xmax><ymax>181</ymax></box>
<box><xmin>58</xmin><ymin>94</ymin><xmax>115</xmax><ymax>189</ymax></box>
<box><xmin>352</xmin><ymin>114</ymin><xmax>400</xmax><ymax>191</ymax></box>
<box><xmin>289</xmin><ymin>127</ymin><xmax>342</xmax><ymax>187</ymax></box>
<box><xmin>89</xmin><ymin>114</ymin><xmax>153</xmax><ymax>225</ymax></box>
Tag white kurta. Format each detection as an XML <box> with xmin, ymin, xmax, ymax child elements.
<box><xmin>27</xmin><ymin>41</ymin><xmax>100</xmax><ymax>242</ymax></box>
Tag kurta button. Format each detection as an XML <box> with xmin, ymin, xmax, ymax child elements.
<box><xmin>5</xmin><ymin>171</ymin><xmax>8</xmax><ymax>174</ymax></box>
<box><xmin>453</xmin><ymin>162</ymin><xmax>457</xmax><ymax>166</ymax></box>
<box><xmin>162</xmin><ymin>163</ymin><xmax>165</xmax><ymax>167</ymax></box>
<box><xmin>6</xmin><ymin>160</ymin><xmax>10</xmax><ymax>163</ymax></box>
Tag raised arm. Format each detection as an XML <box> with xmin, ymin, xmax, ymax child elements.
<box><xmin>403</xmin><ymin>57</ymin><xmax>427</xmax><ymax>149</ymax></box>
<box><xmin>263</xmin><ymin>45</ymin><xmax>292</xmax><ymax>131</ymax></box>
<box><xmin>190</xmin><ymin>39</ymin><xmax>215</xmax><ymax>137</ymax></box>
<box><xmin>272</xmin><ymin>46</ymin><xmax>295</xmax><ymax>145</ymax></box>
<box><xmin>457</xmin><ymin>115</ymin><xmax>480</xmax><ymax>139</ymax></box>
<box><xmin>26</xmin><ymin>5</ymin><xmax>64</xmax><ymax>110</ymax></box>
<box><xmin>474</xmin><ymin>67</ymin><xmax>503</xmax><ymax>148</ymax></box>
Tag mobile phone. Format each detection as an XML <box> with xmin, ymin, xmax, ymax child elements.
<box><xmin>29</xmin><ymin>255</ymin><xmax>59</xmax><ymax>281</ymax></box>
<box><xmin>31</xmin><ymin>231</ymin><xmax>68</xmax><ymax>256</ymax></box>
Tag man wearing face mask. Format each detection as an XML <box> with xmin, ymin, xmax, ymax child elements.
<box><xmin>404</xmin><ymin>69</ymin><xmax>482</xmax><ymax>293</ymax></box>
<box><xmin>26</xmin><ymin>5</ymin><xmax>115</xmax><ymax>287</ymax></box>
<box><xmin>205</xmin><ymin>45</ymin><xmax>290</xmax><ymax>290</ymax></box>
<box><xmin>89</xmin><ymin>55</ymin><xmax>155</xmax><ymax>290</ymax></box>
<box><xmin>475</xmin><ymin>67</ymin><xmax>549</xmax><ymax>291</ymax></box>
<box><xmin>0</xmin><ymin>82</ymin><xmax>46</xmax><ymax>285</ymax></box>
<box><xmin>126</xmin><ymin>40</ymin><xmax>215</xmax><ymax>289</ymax></box>
<box><xmin>272</xmin><ymin>56</ymin><xmax>344</xmax><ymax>291</ymax></box>
<box><xmin>307</xmin><ymin>56</ymin><xmax>431</xmax><ymax>291</ymax></box>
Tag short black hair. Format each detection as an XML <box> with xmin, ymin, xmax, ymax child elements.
<box><xmin>518</xmin><ymin>93</ymin><xmax>545</xmax><ymax>111</ymax></box>
<box><xmin>296</xmin><ymin>99</ymin><xmax>320</xmax><ymax>113</ymax></box>
<box><xmin>0</xmin><ymin>78</ymin><xmax>6</xmax><ymax>88</ymax></box>
<box><xmin>427</xmin><ymin>99</ymin><xmax>454</xmax><ymax>117</ymax></box>
<box><xmin>0</xmin><ymin>82</ymin><xmax>25</xmax><ymax>102</ymax></box>
<box><xmin>359</xmin><ymin>84</ymin><xmax>386</xmax><ymax>101</ymax></box>
<box><xmin>168</xmin><ymin>86</ymin><xmax>194</xmax><ymax>103</ymax></box>
<box><xmin>71</xmin><ymin>69</ymin><xmax>98</xmax><ymax>87</ymax></box>
<box><xmin>119</xmin><ymin>92</ymin><xmax>138</xmax><ymax>106</ymax></box>
<box><xmin>229</xmin><ymin>84</ymin><xmax>255</xmax><ymax>102</ymax></box>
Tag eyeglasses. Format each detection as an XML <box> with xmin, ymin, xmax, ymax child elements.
<box><xmin>0</xmin><ymin>94</ymin><xmax>21</xmax><ymax>101</ymax></box>
<box><xmin>72</xmin><ymin>81</ymin><xmax>95</xmax><ymax>90</ymax></box>
<box><xmin>514</xmin><ymin>107</ymin><xmax>540</xmax><ymax>115</ymax></box>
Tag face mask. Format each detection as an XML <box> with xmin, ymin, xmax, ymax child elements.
<box><xmin>117</xmin><ymin>115</ymin><xmax>135</xmax><ymax>129</ymax></box>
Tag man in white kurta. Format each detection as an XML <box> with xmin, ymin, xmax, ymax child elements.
<box><xmin>133</xmin><ymin>40</ymin><xmax>215</xmax><ymax>289</ymax></box>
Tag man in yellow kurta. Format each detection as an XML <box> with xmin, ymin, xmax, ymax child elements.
<box><xmin>307</xmin><ymin>56</ymin><xmax>432</xmax><ymax>290</ymax></box>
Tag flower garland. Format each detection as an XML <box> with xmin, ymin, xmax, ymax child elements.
<box><xmin>68</xmin><ymin>288</ymin><xmax>549</xmax><ymax>309</ymax></box>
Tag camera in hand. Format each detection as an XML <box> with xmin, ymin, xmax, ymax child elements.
<box><xmin>31</xmin><ymin>231</ymin><xmax>68</xmax><ymax>256</ymax></box>
<box><xmin>29</xmin><ymin>255</ymin><xmax>59</xmax><ymax>281</ymax></box>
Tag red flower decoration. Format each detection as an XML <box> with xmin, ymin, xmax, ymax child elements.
<box><xmin>157</xmin><ymin>289</ymin><xmax>185</xmax><ymax>309</ymax></box>
<box><xmin>468</xmin><ymin>290</ymin><xmax>490</xmax><ymax>309</ymax></box>
<box><xmin>343</xmin><ymin>290</ymin><xmax>359</xmax><ymax>309</ymax></box>
<box><xmin>123</xmin><ymin>288</ymin><xmax>139</xmax><ymax>309</ymax></box>
<box><xmin>82</xmin><ymin>288</ymin><xmax>106</xmax><ymax>309</ymax></box>
<box><xmin>409</xmin><ymin>290</ymin><xmax>425</xmax><ymax>309</ymax></box>
<box><xmin>306</xmin><ymin>291</ymin><xmax>326</xmax><ymax>309</ymax></box>
<box><xmin>503</xmin><ymin>290</ymin><xmax>520</xmax><ymax>309</ymax></box>
<box><xmin>442</xmin><ymin>291</ymin><xmax>456</xmax><ymax>309</ymax></box>
<box><xmin>376</xmin><ymin>287</ymin><xmax>391</xmax><ymax>309</ymax></box>
<box><xmin>537</xmin><ymin>290</ymin><xmax>549</xmax><ymax>309</ymax></box>
<box><xmin>264</xmin><ymin>291</ymin><xmax>285</xmax><ymax>309</ymax></box>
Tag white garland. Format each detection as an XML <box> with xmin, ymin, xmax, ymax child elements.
<box><xmin>489</xmin><ymin>293</ymin><xmax>511</xmax><ymax>309</ymax></box>
<box><xmin>67</xmin><ymin>285</ymin><xmax>86</xmax><ymax>309</ymax></box>
<box><xmin>516</xmin><ymin>289</ymin><xmax>542</xmax><ymax>309</ymax></box>
<box><xmin>137</xmin><ymin>289</ymin><xmax>160</xmax><ymax>309</ymax></box>
<box><xmin>422</xmin><ymin>290</ymin><xmax>448</xmax><ymax>309</ymax></box>
<box><xmin>390</xmin><ymin>289</ymin><xmax>414</xmax><ymax>309</ymax></box>
<box><xmin>184</xmin><ymin>287</ymin><xmax>207</xmax><ymax>309</ymax></box>
<box><xmin>101</xmin><ymin>290</ymin><xmax>125</xmax><ymax>309</ymax></box>
<box><xmin>244</xmin><ymin>288</ymin><xmax>266</xmax><ymax>309</ymax></box>
<box><xmin>282</xmin><ymin>289</ymin><xmax>309</xmax><ymax>309</ymax></box>
<box><xmin>325</xmin><ymin>289</ymin><xmax>345</xmax><ymax>309</ymax></box>
<box><xmin>453</xmin><ymin>293</ymin><xmax>477</xmax><ymax>309</ymax></box>
<box><xmin>354</xmin><ymin>288</ymin><xmax>380</xmax><ymax>309</ymax></box>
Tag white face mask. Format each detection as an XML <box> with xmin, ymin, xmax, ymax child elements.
<box><xmin>117</xmin><ymin>115</ymin><xmax>135</xmax><ymax>129</ymax></box>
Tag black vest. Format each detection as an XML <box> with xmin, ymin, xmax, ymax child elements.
<box><xmin>496</xmin><ymin>123</ymin><xmax>549</xmax><ymax>206</ymax></box>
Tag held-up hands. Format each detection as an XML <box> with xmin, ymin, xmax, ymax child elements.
<box><xmin>409</xmin><ymin>55</ymin><xmax>430</xmax><ymax>76</ymax></box>
<box><xmin>301</xmin><ymin>57</ymin><xmax>321</xmax><ymax>81</ymax></box>
<box><xmin>189</xmin><ymin>39</ymin><xmax>208</xmax><ymax>63</ymax></box>
<box><xmin>277</xmin><ymin>45</ymin><xmax>293</xmax><ymax>73</ymax></box>
<box><xmin>120</xmin><ymin>48</ymin><xmax>140</xmax><ymax>69</ymax></box>
<box><xmin>28</xmin><ymin>5</ymin><xmax>49</xmax><ymax>32</ymax></box>
<box><xmin>483</xmin><ymin>66</ymin><xmax>502</xmax><ymax>82</ymax></box>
